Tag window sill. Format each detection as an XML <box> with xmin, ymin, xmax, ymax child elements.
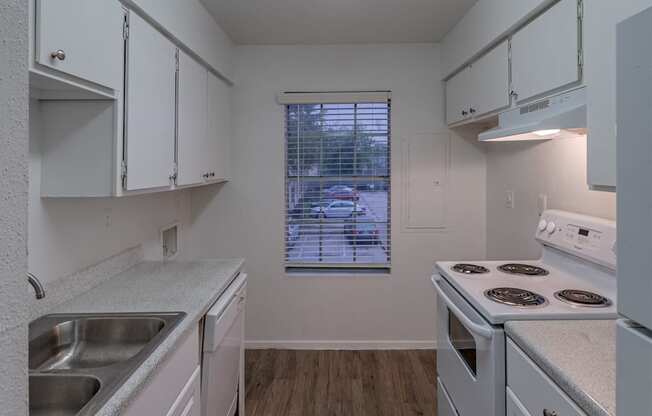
<box><xmin>285</xmin><ymin>266</ymin><xmax>391</xmax><ymax>276</ymax></box>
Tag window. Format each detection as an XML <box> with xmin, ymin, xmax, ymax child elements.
<box><xmin>284</xmin><ymin>97</ymin><xmax>391</xmax><ymax>270</ymax></box>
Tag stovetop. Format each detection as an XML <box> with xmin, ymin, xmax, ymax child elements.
<box><xmin>435</xmin><ymin>256</ymin><xmax>618</xmax><ymax>325</ymax></box>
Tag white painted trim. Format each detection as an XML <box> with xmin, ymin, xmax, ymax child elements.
<box><xmin>245</xmin><ymin>340</ymin><xmax>437</xmax><ymax>350</ymax></box>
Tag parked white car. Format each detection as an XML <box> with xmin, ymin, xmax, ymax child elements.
<box><xmin>311</xmin><ymin>200</ymin><xmax>367</xmax><ymax>218</ymax></box>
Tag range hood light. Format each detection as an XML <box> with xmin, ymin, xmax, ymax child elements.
<box><xmin>533</xmin><ymin>129</ymin><xmax>561</xmax><ymax>137</ymax></box>
<box><xmin>478</xmin><ymin>88</ymin><xmax>586</xmax><ymax>142</ymax></box>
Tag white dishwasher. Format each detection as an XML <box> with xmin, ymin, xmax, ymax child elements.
<box><xmin>202</xmin><ymin>273</ymin><xmax>247</xmax><ymax>416</ymax></box>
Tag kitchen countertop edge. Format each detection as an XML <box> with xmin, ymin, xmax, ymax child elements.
<box><xmin>47</xmin><ymin>258</ymin><xmax>245</xmax><ymax>416</ymax></box>
<box><xmin>505</xmin><ymin>320</ymin><xmax>615</xmax><ymax>416</ymax></box>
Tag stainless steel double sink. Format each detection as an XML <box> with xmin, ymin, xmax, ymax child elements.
<box><xmin>29</xmin><ymin>312</ymin><xmax>185</xmax><ymax>416</ymax></box>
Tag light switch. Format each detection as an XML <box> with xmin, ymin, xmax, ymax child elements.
<box><xmin>506</xmin><ymin>190</ymin><xmax>515</xmax><ymax>209</ymax></box>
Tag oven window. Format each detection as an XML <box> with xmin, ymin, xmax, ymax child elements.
<box><xmin>449</xmin><ymin>311</ymin><xmax>477</xmax><ymax>376</ymax></box>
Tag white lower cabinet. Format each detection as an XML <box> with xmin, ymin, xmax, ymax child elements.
<box><xmin>167</xmin><ymin>367</ymin><xmax>201</xmax><ymax>416</ymax></box>
<box><xmin>124</xmin><ymin>326</ymin><xmax>200</xmax><ymax>416</ymax></box>
<box><xmin>506</xmin><ymin>387</ymin><xmax>531</xmax><ymax>416</ymax></box>
<box><xmin>436</xmin><ymin>378</ymin><xmax>459</xmax><ymax>416</ymax></box>
<box><xmin>507</xmin><ymin>339</ymin><xmax>587</xmax><ymax>416</ymax></box>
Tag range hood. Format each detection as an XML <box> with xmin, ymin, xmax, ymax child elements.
<box><xmin>478</xmin><ymin>87</ymin><xmax>587</xmax><ymax>142</ymax></box>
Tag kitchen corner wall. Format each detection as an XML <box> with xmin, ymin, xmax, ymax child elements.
<box><xmin>28</xmin><ymin>99</ymin><xmax>193</xmax><ymax>291</ymax></box>
<box><xmin>486</xmin><ymin>136</ymin><xmax>617</xmax><ymax>260</ymax></box>
<box><xmin>189</xmin><ymin>44</ymin><xmax>487</xmax><ymax>346</ymax></box>
<box><xmin>0</xmin><ymin>0</ymin><xmax>29</xmax><ymax>414</ymax></box>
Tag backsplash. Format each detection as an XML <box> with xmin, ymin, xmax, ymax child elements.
<box><xmin>28</xmin><ymin>245</ymin><xmax>144</xmax><ymax>321</ymax></box>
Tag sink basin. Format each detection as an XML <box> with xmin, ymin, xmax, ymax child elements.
<box><xmin>29</xmin><ymin>375</ymin><xmax>100</xmax><ymax>416</ymax></box>
<box><xmin>29</xmin><ymin>312</ymin><xmax>185</xmax><ymax>416</ymax></box>
<box><xmin>30</xmin><ymin>317</ymin><xmax>166</xmax><ymax>371</ymax></box>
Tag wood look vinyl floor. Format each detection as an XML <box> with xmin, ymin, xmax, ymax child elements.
<box><xmin>244</xmin><ymin>350</ymin><xmax>438</xmax><ymax>416</ymax></box>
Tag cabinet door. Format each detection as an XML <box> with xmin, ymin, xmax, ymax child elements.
<box><xmin>35</xmin><ymin>0</ymin><xmax>123</xmax><ymax>90</ymax></box>
<box><xmin>511</xmin><ymin>0</ymin><xmax>580</xmax><ymax>103</ymax></box>
<box><xmin>470</xmin><ymin>40</ymin><xmax>510</xmax><ymax>117</ymax></box>
<box><xmin>206</xmin><ymin>72</ymin><xmax>232</xmax><ymax>181</ymax></box>
<box><xmin>177</xmin><ymin>51</ymin><xmax>208</xmax><ymax>186</ymax></box>
<box><xmin>124</xmin><ymin>12</ymin><xmax>177</xmax><ymax>191</ymax></box>
<box><xmin>585</xmin><ymin>0</ymin><xmax>652</xmax><ymax>189</ymax></box>
<box><xmin>446</xmin><ymin>67</ymin><xmax>471</xmax><ymax>125</ymax></box>
<box><xmin>506</xmin><ymin>388</ymin><xmax>532</xmax><ymax>416</ymax></box>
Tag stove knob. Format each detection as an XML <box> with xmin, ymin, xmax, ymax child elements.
<box><xmin>546</xmin><ymin>222</ymin><xmax>556</xmax><ymax>235</ymax></box>
<box><xmin>538</xmin><ymin>219</ymin><xmax>548</xmax><ymax>232</ymax></box>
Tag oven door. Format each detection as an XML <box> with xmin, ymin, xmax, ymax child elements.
<box><xmin>432</xmin><ymin>275</ymin><xmax>505</xmax><ymax>416</ymax></box>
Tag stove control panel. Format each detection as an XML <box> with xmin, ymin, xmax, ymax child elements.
<box><xmin>536</xmin><ymin>210</ymin><xmax>617</xmax><ymax>270</ymax></box>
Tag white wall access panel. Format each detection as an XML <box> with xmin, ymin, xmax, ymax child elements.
<box><xmin>124</xmin><ymin>12</ymin><xmax>177</xmax><ymax>191</ymax></box>
<box><xmin>511</xmin><ymin>0</ymin><xmax>580</xmax><ymax>103</ymax></box>
<box><xmin>35</xmin><ymin>0</ymin><xmax>124</xmax><ymax>91</ymax></box>
<box><xmin>177</xmin><ymin>50</ymin><xmax>208</xmax><ymax>187</ymax></box>
<box><xmin>470</xmin><ymin>40</ymin><xmax>510</xmax><ymax>117</ymax></box>
<box><xmin>206</xmin><ymin>72</ymin><xmax>232</xmax><ymax>181</ymax></box>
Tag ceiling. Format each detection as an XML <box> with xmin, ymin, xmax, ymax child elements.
<box><xmin>201</xmin><ymin>0</ymin><xmax>478</xmax><ymax>45</ymax></box>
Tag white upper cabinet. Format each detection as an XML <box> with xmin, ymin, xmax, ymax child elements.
<box><xmin>446</xmin><ymin>40</ymin><xmax>509</xmax><ymax>125</ymax></box>
<box><xmin>34</xmin><ymin>0</ymin><xmax>124</xmax><ymax>91</ymax></box>
<box><xmin>206</xmin><ymin>72</ymin><xmax>232</xmax><ymax>181</ymax></box>
<box><xmin>124</xmin><ymin>12</ymin><xmax>177</xmax><ymax>191</ymax></box>
<box><xmin>511</xmin><ymin>0</ymin><xmax>581</xmax><ymax>104</ymax></box>
<box><xmin>585</xmin><ymin>0</ymin><xmax>652</xmax><ymax>189</ymax></box>
<box><xmin>470</xmin><ymin>40</ymin><xmax>510</xmax><ymax>118</ymax></box>
<box><xmin>177</xmin><ymin>50</ymin><xmax>209</xmax><ymax>187</ymax></box>
<box><xmin>446</xmin><ymin>67</ymin><xmax>472</xmax><ymax>125</ymax></box>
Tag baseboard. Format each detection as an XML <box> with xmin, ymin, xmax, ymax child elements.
<box><xmin>245</xmin><ymin>340</ymin><xmax>438</xmax><ymax>350</ymax></box>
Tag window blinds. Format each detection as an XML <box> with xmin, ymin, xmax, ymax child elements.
<box><xmin>285</xmin><ymin>99</ymin><xmax>391</xmax><ymax>269</ymax></box>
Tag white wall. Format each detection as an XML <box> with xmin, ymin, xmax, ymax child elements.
<box><xmin>0</xmin><ymin>0</ymin><xmax>29</xmax><ymax>413</ymax></box>
<box><xmin>28</xmin><ymin>99</ymin><xmax>193</xmax><ymax>286</ymax></box>
<box><xmin>189</xmin><ymin>44</ymin><xmax>487</xmax><ymax>347</ymax></box>
<box><xmin>486</xmin><ymin>136</ymin><xmax>616</xmax><ymax>260</ymax></box>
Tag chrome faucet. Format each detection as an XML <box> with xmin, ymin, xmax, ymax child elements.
<box><xmin>27</xmin><ymin>272</ymin><xmax>46</xmax><ymax>300</ymax></box>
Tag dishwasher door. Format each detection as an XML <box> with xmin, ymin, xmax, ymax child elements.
<box><xmin>202</xmin><ymin>274</ymin><xmax>246</xmax><ymax>416</ymax></box>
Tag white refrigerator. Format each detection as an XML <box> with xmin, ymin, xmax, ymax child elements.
<box><xmin>617</xmin><ymin>6</ymin><xmax>652</xmax><ymax>415</ymax></box>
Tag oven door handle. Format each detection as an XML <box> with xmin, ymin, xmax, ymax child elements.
<box><xmin>431</xmin><ymin>275</ymin><xmax>494</xmax><ymax>340</ymax></box>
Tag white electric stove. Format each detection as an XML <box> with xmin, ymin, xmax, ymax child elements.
<box><xmin>432</xmin><ymin>210</ymin><xmax>617</xmax><ymax>416</ymax></box>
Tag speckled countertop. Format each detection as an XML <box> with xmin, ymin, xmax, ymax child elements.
<box><xmin>49</xmin><ymin>258</ymin><xmax>245</xmax><ymax>416</ymax></box>
<box><xmin>505</xmin><ymin>320</ymin><xmax>616</xmax><ymax>416</ymax></box>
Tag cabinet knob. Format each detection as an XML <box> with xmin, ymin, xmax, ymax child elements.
<box><xmin>543</xmin><ymin>410</ymin><xmax>558</xmax><ymax>416</ymax></box>
<box><xmin>461</xmin><ymin>110</ymin><xmax>468</xmax><ymax>116</ymax></box>
<box><xmin>50</xmin><ymin>50</ymin><xmax>66</xmax><ymax>61</ymax></box>
<box><xmin>469</xmin><ymin>108</ymin><xmax>476</xmax><ymax>114</ymax></box>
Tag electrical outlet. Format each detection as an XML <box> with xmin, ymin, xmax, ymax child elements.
<box><xmin>538</xmin><ymin>194</ymin><xmax>548</xmax><ymax>215</ymax></box>
<box><xmin>505</xmin><ymin>190</ymin><xmax>515</xmax><ymax>209</ymax></box>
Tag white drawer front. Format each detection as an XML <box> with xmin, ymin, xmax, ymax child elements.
<box><xmin>507</xmin><ymin>339</ymin><xmax>587</xmax><ymax>416</ymax></box>
<box><xmin>436</xmin><ymin>378</ymin><xmax>459</xmax><ymax>416</ymax></box>
<box><xmin>168</xmin><ymin>366</ymin><xmax>201</xmax><ymax>416</ymax></box>
<box><xmin>507</xmin><ymin>387</ymin><xmax>532</xmax><ymax>416</ymax></box>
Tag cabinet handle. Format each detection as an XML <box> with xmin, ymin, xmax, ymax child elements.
<box><xmin>50</xmin><ymin>50</ymin><xmax>66</xmax><ymax>61</ymax></box>
<box><xmin>543</xmin><ymin>410</ymin><xmax>558</xmax><ymax>416</ymax></box>
<box><xmin>461</xmin><ymin>110</ymin><xmax>468</xmax><ymax>116</ymax></box>
<box><xmin>469</xmin><ymin>108</ymin><xmax>476</xmax><ymax>114</ymax></box>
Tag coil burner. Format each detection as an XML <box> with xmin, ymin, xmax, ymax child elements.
<box><xmin>485</xmin><ymin>287</ymin><xmax>548</xmax><ymax>308</ymax></box>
